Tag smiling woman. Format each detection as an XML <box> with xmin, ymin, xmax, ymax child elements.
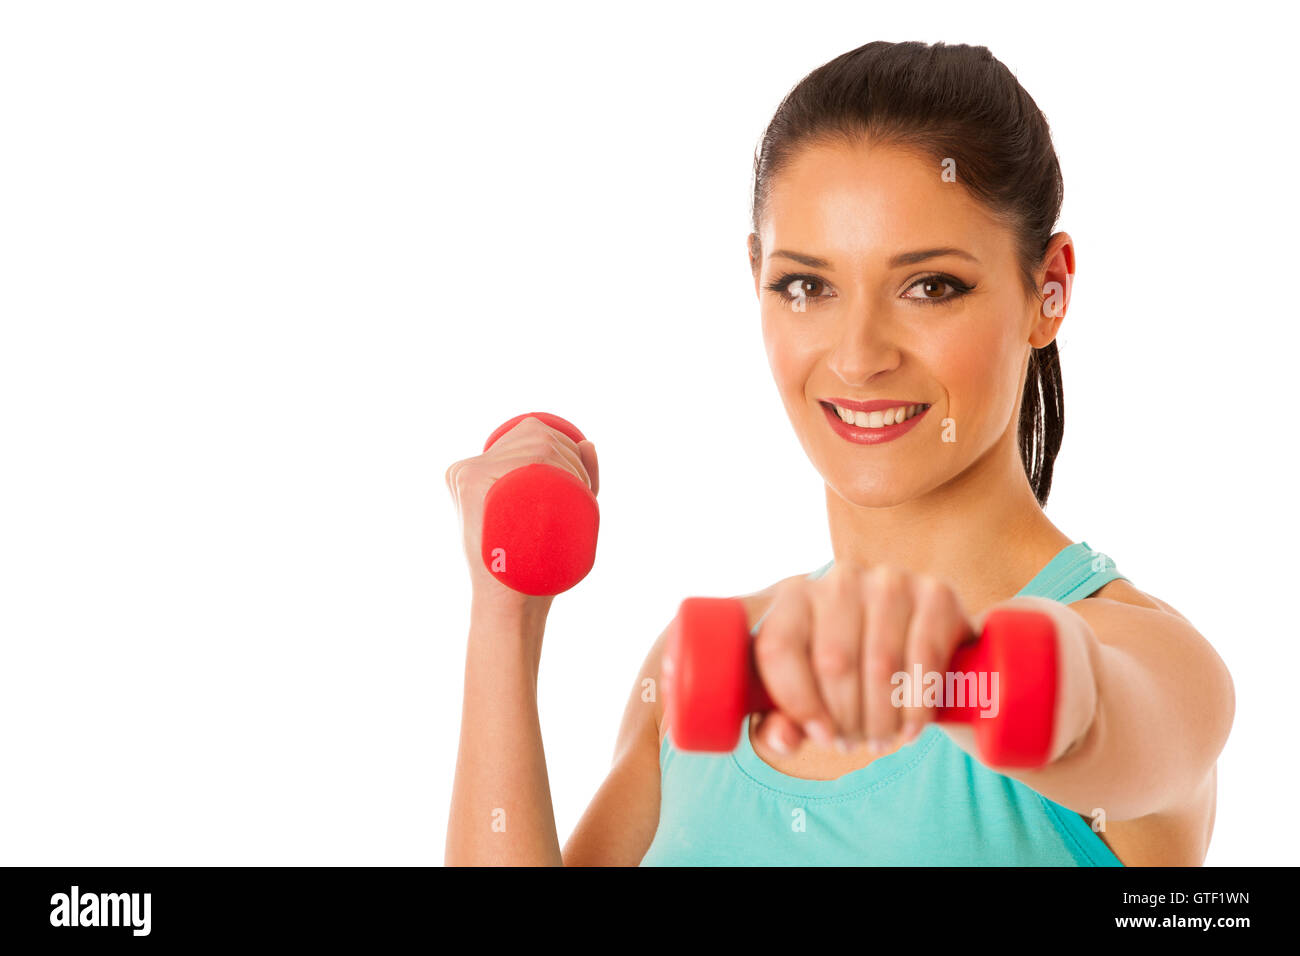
<box><xmin>445</xmin><ymin>39</ymin><xmax>1234</xmax><ymax>868</ymax></box>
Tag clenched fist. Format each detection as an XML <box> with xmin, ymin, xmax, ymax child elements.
<box><xmin>445</xmin><ymin>415</ymin><xmax>598</xmax><ymax>615</ymax></box>
<box><xmin>748</xmin><ymin>562</ymin><xmax>1092</xmax><ymax>765</ymax></box>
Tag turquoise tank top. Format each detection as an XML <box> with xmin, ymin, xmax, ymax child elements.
<box><xmin>640</xmin><ymin>541</ymin><xmax>1128</xmax><ymax>866</ymax></box>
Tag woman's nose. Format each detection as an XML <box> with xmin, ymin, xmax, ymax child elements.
<box><xmin>826</xmin><ymin>316</ymin><xmax>902</xmax><ymax>384</ymax></box>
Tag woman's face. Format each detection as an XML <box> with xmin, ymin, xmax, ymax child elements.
<box><xmin>752</xmin><ymin>139</ymin><xmax>1055</xmax><ymax>508</ymax></box>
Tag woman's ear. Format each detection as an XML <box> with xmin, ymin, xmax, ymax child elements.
<box><xmin>1030</xmin><ymin>232</ymin><xmax>1074</xmax><ymax>348</ymax></box>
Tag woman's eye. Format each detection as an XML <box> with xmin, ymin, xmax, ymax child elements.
<box><xmin>785</xmin><ymin>277</ymin><xmax>825</xmax><ymax>298</ymax></box>
<box><xmin>765</xmin><ymin>274</ymin><xmax>831</xmax><ymax>308</ymax></box>
<box><xmin>901</xmin><ymin>275</ymin><xmax>973</xmax><ymax>304</ymax></box>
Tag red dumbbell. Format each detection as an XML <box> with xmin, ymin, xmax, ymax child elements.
<box><xmin>479</xmin><ymin>412</ymin><xmax>599</xmax><ymax>596</ymax></box>
<box><xmin>662</xmin><ymin>597</ymin><xmax>1059</xmax><ymax>768</ymax></box>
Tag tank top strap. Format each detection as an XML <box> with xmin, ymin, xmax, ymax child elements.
<box><xmin>1015</xmin><ymin>540</ymin><xmax>1129</xmax><ymax>603</ymax></box>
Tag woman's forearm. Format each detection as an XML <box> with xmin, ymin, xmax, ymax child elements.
<box><xmin>985</xmin><ymin>595</ymin><xmax>1231</xmax><ymax>821</ymax></box>
<box><xmin>445</xmin><ymin>598</ymin><xmax>563</xmax><ymax>866</ymax></box>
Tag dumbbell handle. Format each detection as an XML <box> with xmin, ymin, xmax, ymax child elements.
<box><xmin>733</xmin><ymin>621</ymin><xmax>1048</xmax><ymax>719</ymax></box>
<box><xmin>665</xmin><ymin>599</ymin><xmax>1059</xmax><ymax>767</ymax></box>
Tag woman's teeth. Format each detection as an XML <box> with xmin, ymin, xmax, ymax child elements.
<box><xmin>830</xmin><ymin>402</ymin><xmax>929</xmax><ymax>428</ymax></box>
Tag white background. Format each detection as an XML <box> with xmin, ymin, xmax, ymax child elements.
<box><xmin>2</xmin><ymin>1</ymin><xmax>1295</xmax><ymax>865</ymax></box>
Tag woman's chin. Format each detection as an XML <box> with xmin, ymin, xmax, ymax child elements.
<box><xmin>825</xmin><ymin>472</ymin><xmax>931</xmax><ymax>509</ymax></box>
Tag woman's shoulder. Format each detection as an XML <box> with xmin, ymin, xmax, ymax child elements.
<box><xmin>1085</xmin><ymin>576</ymin><xmax>1191</xmax><ymax>622</ymax></box>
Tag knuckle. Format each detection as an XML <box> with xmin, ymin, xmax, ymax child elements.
<box><xmin>866</xmin><ymin>564</ymin><xmax>907</xmax><ymax>599</ymax></box>
<box><xmin>445</xmin><ymin>458</ymin><xmax>473</xmax><ymax>491</ymax></box>
<box><xmin>908</xmin><ymin>637</ymin><xmax>939</xmax><ymax>668</ymax></box>
<box><xmin>826</xmin><ymin>563</ymin><xmax>860</xmax><ymax>596</ymax></box>
<box><xmin>774</xmin><ymin>576</ymin><xmax>806</xmax><ymax>601</ymax></box>
<box><xmin>810</xmin><ymin>583</ymin><xmax>844</xmax><ymax>620</ymax></box>
<box><xmin>911</xmin><ymin>573</ymin><xmax>945</xmax><ymax>603</ymax></box>
<box><xmin>812</xmin><ymin>638</ymin><xmax>855</xmax><ymax>678</ymax></box>
<box><xmin>864</xmin><ymin>650</ymin><xmax>901</xmax><ymax>683</ymax></box>
<box><xmin>835</xmin><ymin>560</ymin><xmax>869</xmax><ymax>587</ymax></box>
<box><xmin>550</xmin><ymin>438</ymin><xmax>584</xmax><ymax>472</ymax></box>
<box><xmin>752</xmin><ymin>631</ymin><xmax>790</xmax><ymax>668</ymax></box>
<box><xmin>766</xmin><ymin>582</ymin><xmax>805</xmax><ymax>619</ymax></box>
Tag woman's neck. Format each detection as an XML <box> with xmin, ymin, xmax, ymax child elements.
<box><xmin>824</xmin><ymin>430</ymin><xmax>1070</xmax><ymax>611</ymax></box>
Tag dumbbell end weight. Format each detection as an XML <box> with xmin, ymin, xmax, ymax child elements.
<box><xmin>479</xmin><ymin>412</ymin><xmax>599</xmax><ymax>596</ymax></box>
<box><xmin>938</xmin><ymin>608</ymin><xmax>1059</xmax><ymax>768</ymax></box>
<box><xmin>664</xmin><ymin>597</ymin><xmax>773</xmax><ymax>752</ymax></box>
<box><xmin>480</xmin><ymin>465</ymin><xmax>598</xmax><ymax>595</ymax></box>
<box><xmin>482</xmin><ymin>412</ymin><xmax>588</xmax><ymax>454</ymax></box>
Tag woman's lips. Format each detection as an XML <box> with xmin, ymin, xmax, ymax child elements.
<box><xmin>820</xmin><ymin>400</ymin><xmax>929</xmax><ymax>445</ymax></box>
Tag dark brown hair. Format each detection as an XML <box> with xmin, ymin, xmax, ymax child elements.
<box><xmin>749</xmin><ymin>41</ymin><xmax>1065</xmax><ymax>505</ymax></box>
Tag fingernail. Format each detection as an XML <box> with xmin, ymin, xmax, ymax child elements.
<box><xmin>803</xmin><ymin>720</ymin><xmax>834</xmax><ymax>748</ymax></box>
<box><xmin>902</xmin><ymin>721</ymin><xmax>923</xmax><ymax>743</ymax></box>
<box><xmin>866</xmin><ymin>737</ymin><xmax>888</xmax><ymax>754</ymax></box>
<box><xmin>769</xmin><ymin>733</ymin><xmax>792</xmax><ymax>755</ymax></box>
<box><xmin>834</xmin><ymin>735</ymin><xmax>851</xmax><ymax>754</ymax></box>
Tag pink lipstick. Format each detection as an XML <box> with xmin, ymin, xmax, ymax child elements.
<box><xmin>820</xmin><ymin>399</ymin><xmax>930</xmax><ymax>445</ymax></box>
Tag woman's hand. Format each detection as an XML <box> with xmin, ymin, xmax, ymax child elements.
<box><xmin>750</xmin><ymin>562</ymin><xmax>991</xmax><ymax>756</ymax></box>
<box><xmin>444</xmin><ymin>415</ymin><xmax>599</xmax><ymax>619</ymax></box>
<box><xmin>751</xmin><ymin>562</ymin><xmax>1098</xmax><ymax>766</ymax></box>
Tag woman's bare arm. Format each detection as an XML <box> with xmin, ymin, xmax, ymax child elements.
<box><xmin>561</xmin><ymin>619</ymin><xmax>671</xmax><ymax>865</ymax></box>
<box><xmin>445</xmin><ymin>595</ymin><xmax>563</xmax><ymax>866</ymax></box>
<box><xmin>963</xmin><ymin>581</ymin><xmax>1234</xmax><ymax>824</ymax></box>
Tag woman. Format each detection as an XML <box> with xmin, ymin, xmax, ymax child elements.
<box><xmin>444</xmin><ymin>40</ymin><xmax>1234</xmax><ymax>866</ymax></box>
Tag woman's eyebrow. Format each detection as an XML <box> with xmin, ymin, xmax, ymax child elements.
<box><xmin>770</xmin><ymin>249</ymin><xmax>832</xmax><ymax>268</ymax></box>
<box><xmin>770</xmin><ymin>247</ymin><xmax>980</xmax><ymax>268</ymax></box>
<box><xmin>889</xmin><ymin>247</ymin><xmax>980</xmax><ymax>267</ymax></box>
